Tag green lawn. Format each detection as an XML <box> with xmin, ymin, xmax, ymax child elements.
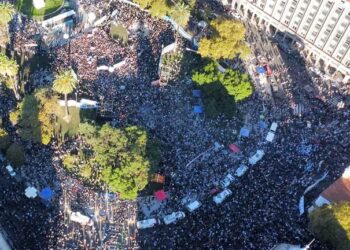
<box><xmin>16</xmin><ymin>0</ymin><xmax>63</xmax><ymax>18</ymax></box>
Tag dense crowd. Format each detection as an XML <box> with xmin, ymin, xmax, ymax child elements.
<box><xmin>0</xmin><ymin>0</ymin><xmax>350</xmax><ymax>249</ymax></box>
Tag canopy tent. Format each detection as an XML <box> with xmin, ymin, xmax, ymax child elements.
<box><xmin>154</xmin><ymin>190</ymin><xmax>167</xmax><ymax>201</ymax></box>
<box><xmin>256</xmin><ymin>66</ymin><xmax>265</xmax><ymax>74</ymax></box>
<box><xmin>25</xmin><ymin>187</ymin><xmax>38</xmax><ymax>198</ymax></box>
<box><xmin>152</xmin><ymin>174</ymin><xmax>165</xmax><ymax>184</ymax></box>
<box><xmin>192</xmin><ymin>90</ymin><xmax>201</xmax><ymax>97</ymax></box>
<box><xmin>193</xmin><ymin>105</ymin><xmax>203</xmax><ymax>114</ymax></box>
<box><xmin>40</xmin><ymin>187</ymin><xmax>53</xmax><ymax>200</ymax></box>
<box><xmin>229</xmin><ymin>144</ymin><xmax>240</xmax><ymax>153</ymax></box>
<box><xmin>240</xmin><ymin>127</ymin><xmax>250</xmax><ymax>137</ymax></box>
<box><xmin>266</xmin><ymin>131</ymin><xmax>275</xmax><ymax>142</ymax></box>
<box><xmin>270</xmin><ymin>122</ymin><xmax>278</xmax><ymax>132</ymax></box>
<box><xmin>258</xmin><ymin>120</ymin><xmax>267</xmax><ymax>129</ymax></box>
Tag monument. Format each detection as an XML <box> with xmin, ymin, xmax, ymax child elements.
<box><xmin>33</xmin><ymin>0</ymin><xmax>45</xmax><ymax>9</ymax></box>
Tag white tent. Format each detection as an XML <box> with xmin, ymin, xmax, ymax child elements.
<box><xmin>25</xmin><ymin>187</ymin><xmax>38</xmax><ymax>198</ymax></box>
<box><xmin>270</xmin><ymin>122</ymin><xmax>278</xmax><ymax>132</ymax></box>
<box><xmin>266</xmin><ymin>132</ymin><xmax>275</xmax><ymax>142</ymax></box>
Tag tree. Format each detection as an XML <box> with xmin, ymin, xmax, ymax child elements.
<box><xmin>309</xmin><ymin>202</ymin><xmax>350</xmax><ymax>250</ymax></box>
<box><xmin>0</xmin><ymin>53</ymin><xmax>20</xmax><ymax>100</ymax></box>
<box><xmin>0</xmin><ymin>3</ymin><xmax>15</xmax><ymax>48</ymax></box>
<box><xmin>77</xmin><ymin>123</ymin><xmax>157</xmax><ymax>200</ymax></box>
<box><xmin>198</xmin><ymin>19</ymin><xmax>251</xmax><ymax>60</ymax></box>
<box><xmin>134</xmin><ymin>0</ymin><xmax>172</xmax><ymax>18</ymax></box>
<box><xmin>62</xmin><ymin>154</ymin><xmax>77</xmax><ymax>171</ymax></box>
<box><xmin>17</xmin><ymin>88</ymin><xmax>58</xmax><ymax>145</ymax></box>
<box><xmin>53</xmin><ymin>69</ymin><xmax>77</xmax><ymax>117</ymax></box>
<box><xmin>170</xmin><ymin>2</ymin><xmax>191</xmax><ymax>27</ymax></box>
<box><xmin>6</xmin><ymin>143</ymin><xmax>25</xmax><ymax>167</ymax></box>
<box><xmin>0</xmin><ymin>127</ymin><xmax>11</xmax><ymax>151</ymax></box>
<box><xmin>192</xmin><ymin>60</ymin><xmax>252</xmax><ymax>117</ymax></box>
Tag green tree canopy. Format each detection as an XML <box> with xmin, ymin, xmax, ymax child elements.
<box><xmin>170</xmin><ymin>2</ymin><xmax>191</xmax><ymax>27</ymax></box>
<box><xmin>75</xmin><ymin>123</ymin><xmax>159</xmax><ymax>200</ymax></box>
<box><xmin>6</xmin><ymin>143</ymin><xmax>25</xmax><ymax>167</ymax></box>
<box><xmin>0</xmin><ymin>127</ymin><xmax>11</xmax><ymax>151</ymax></box>
<box><xmin>198</xmin><ymin>19</ymin><xmax>251</xmax><ymax>60</ymax></box>
<box><xmin>0</xmin><ymin>2</ymin><xmax>14</xmax><ymax>47</ymax></box>
<box><xmin>134</xmin><ymin>0</ymin><xmax>192</xmax><ymax>25</ymax></box>
<box><xmin>53</xmin><ymin>69</ymin><xmax>77</xmax><ymax>117</ymax></box>
<box><xmin>0</xmin><ymin>2</ymin><xmax>15</xmax><ymax>26</ymax></box>
<box><xmin>16</xmin><ymin>88</ymin><xmax>58</xmax><ymax>145</ymax></box>
<box><xmin>309</xmin><ymin>202</ymin><xmax>350</xmax><ymax>250</ymax></box>
<box><xmin>192</xmin><ymin>60</ymin><xmax>252</xmax><ymax>116</ymax></box>
<box><xmin>134</xmin><ymin>0</ymin><xmax>172</xmax><ymax>18</ymax></box>
<box><xmin>0</xmin><ymin>53</ymin><xmax>20</xmax><ymax>99</ymax></box>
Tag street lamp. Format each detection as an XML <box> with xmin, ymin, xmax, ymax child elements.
<box><xmin>63</xmin><ymin>28</ymin><xmax>71</xmax><ymax>67</ymax></box>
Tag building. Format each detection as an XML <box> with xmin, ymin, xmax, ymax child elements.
<box><xmin>228</xmin><ymin>0</ymin><xmax>350</xmax><ymax>83</ymax></box>
<box><xmin>308</xmin><ymin>166</ymin><xmax>350</xmax><ymax>212</ymax></box>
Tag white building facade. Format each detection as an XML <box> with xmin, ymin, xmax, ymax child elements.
<box><xmin>228</xmin><ymin>0</ymin><xmax>350</xmax><ymax>83</ymax></box>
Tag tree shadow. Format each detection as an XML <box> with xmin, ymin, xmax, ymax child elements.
<box><xmin>0</xmin><ymin>97</ymin><xmax>62</xmax><ymax>249</ymax></box>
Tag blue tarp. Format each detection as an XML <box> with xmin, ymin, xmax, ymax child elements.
<box><xmin>240</xmin><ymin>128</ymin><xmax>250</xmax><ymax>137</ymax></box>
<box><xmin>193</xmin><ymin>105</ymin><xmax>203</xmax><ymax>113</ymax></box>
<box><xmin>192</xmin><ymin>90</ymin><xmax>201</xmax><ymax>97</ymax></box>
<box><xmin>258</xmin><ymin>121</ymin><xmax>267</xmax><ymax>129</ymax></box>
<box><xmin>256</xmin><ymin>66</ymin><xmax>266</xmax><ymax>74</ymax></box>
<box><xmin>40</xmin><ymin>187</ymin><xmax>53</xmax><ymax>200</ymax></box>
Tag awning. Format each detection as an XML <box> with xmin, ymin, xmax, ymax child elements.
<box><xmin>193</xmin><ymin>105</ymin><xmax>203</xmax><ymax>113</ymax></box>
<box><xmin>152</xmin><ymin>174</ymin><xmax>165</xmax><ymax>184</ymax></box>
<box><xmin>154</xmin><ymin>190</ymin><xmax>167</xmax><ymax>201</ymax></box>
<box><xmin>229</xmin><ymin>144</ymin><xmax>240</xmax><ymax>153</ymax></box>
<box><xmin>25</xmin><ymin>187</ymin><xmax>38</xmax><ymax>198</ymax></box>
<box><xmin>40</xmin><ymin>187</ymin><xmax>53</xmax><ymax>200</ymax></box>
<box><xmin>256</xmin><ymin>66</ymin><xmax>265</xmax><ymax>74</ymax></box>
<box><xmin>258</xmin><ymin>120</ymin><xmax>267</xmax><ymax>129</ymax></box>
<box><xmin>192</xmin><ymin>90</ymin><xmax>201</xmax><ymax>97</ymax></box>
<box><xmin>240</xmin><ymin>127</ymin><xmax>250</xmax><ymax>137</ymax></box>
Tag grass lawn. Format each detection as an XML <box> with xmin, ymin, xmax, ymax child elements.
<box><xmin>16</xmin><ymin>0</ymin><xmax>63</xmax><ymax>18</ymax></box>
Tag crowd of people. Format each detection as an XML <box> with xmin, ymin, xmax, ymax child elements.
<box><xmin>0</xmin><ymin>0</ymin><xmax>350</xmax><ymax>249</ymax></box>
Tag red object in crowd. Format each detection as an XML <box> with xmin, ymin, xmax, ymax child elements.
<box><xmin>209</xmin><ymin>188</ymin><xmax>219</xmax><ymax>195</ymax></box>
<box><xmin>229</xmin><ymin>144</ymin><xmax>240</xmax><ymax>153</ymax></box>
<box><xmin>154</xmin><ymin>190</ymin><xmax>167</xmax><ymax>201</ymax></box>
<box><xmin>264</xmin><ymin>64</ymin><xmax>273</xmax><ymax>76</ymax></box>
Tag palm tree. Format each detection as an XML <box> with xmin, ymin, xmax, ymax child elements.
<box><xmin>170</xmin><ymin>2</ymin><xmax>191</xmax><ymax>28</ymax></box>
<box><xmin>53</xmin><ymin>69</ymin><xmax>78</xmax><ymax>118</ymax></box>
<box><xmin>0</xmin><ymin>3</ymin><xmax>15</xmax><ymax>48</ymax></box>
<box><xmin>0</xmin><ymin>53</ymin><xmax>20</xmax><ymax>99</ymax></box>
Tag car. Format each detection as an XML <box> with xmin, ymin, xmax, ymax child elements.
<box><xmin>163</xmin><ymin>211</ymin><xmax>185</xmax><ymax>225</ymax></box>
<box><xmin>248</xmin><ymin>150</ymin><xmax>265</xmax><ymax>165</ymax></box>
<box><xmin>235</xmin><ymin>165</ymin><xmax>248</xmax><ymax>177</ymax></box>
<box><xmin>5</xmin><ymin>165</ymin><xmax>16</xmax><ymax>177</ymax></box>
<box><xmin>186</xmin><ymin>201</ymin><xmax>202</xmax><ymax>212</ymax></box>
<box><xmin>213</xmin><ymin>189</ymin><xmax>232</xmax><ymax>204</ymax></box>
<box><xmin>136</xmin><ymin>218</ymin><xmax>159</xmax><ymax>229</ymax></box>
<box><xmin>220</xmin><ymin>173</ymin><xmax>235</xmax><ymax>188</ymax></box>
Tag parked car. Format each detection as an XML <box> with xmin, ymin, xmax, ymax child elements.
<box><xmin>213</xmin><ymin>189</ymin><xmax>232</xmax><ymax>204</ymax></box>
<box><xmin>6</xmin><ymin>165</ymin><xmax>16</xmax><ymax>177</ymax></box>
<box><xmin>220</xmin><ymin>173</ymin><xmax>235</xmax><ymax>188</ymax></box>
<box><xmin>186</xmin><ymin>201</ymin><xmax>202</xmax><ymax>213</ymax></box>
<box><xmin>137</xmin><ymin>218</ymin><xmax>160</xmax><ymax>229</ymax></box>
<box><xmin>163</xmin><ymin>211</ymin><xmax>185</xmax><ymax>225</ymax></box>
<box><xmin>248</xmin><ymin>150</ymin><xmax>265</xmax><ymax>165</ymax></box>
<box><xmin>235</xmin><ymin>165</ymin><xmax>248</xmax><ymax>177</ymax></box>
